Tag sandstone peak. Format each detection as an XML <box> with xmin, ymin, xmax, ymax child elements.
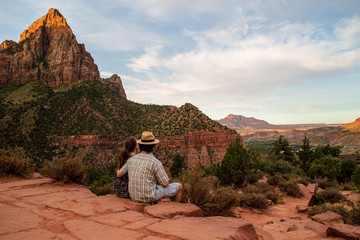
<box><xmin>0</xmin><ymin>8</ymin><xmax>100</xmax><ymax>87</ymax></box>
<box><xmin>20</xmin><ymin>8</ymin><xmax>68</xmax><ymax>42</ymax></box>
<box><xmin>100</xmin><ymin>74</ymin><xmax>127</xmax><ymax>99</ymax></box>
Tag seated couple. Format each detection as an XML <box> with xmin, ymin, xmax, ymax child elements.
<box><xmin>114</xmin><ymin>131</ymin><xmax>183</xmax><ymax>203</ymax></box>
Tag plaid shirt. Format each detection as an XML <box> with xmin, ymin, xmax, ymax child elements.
<box><xmin>119</xmin><ymin>152</ymin><xmax>169</xmax><ymax>203</ymax></box>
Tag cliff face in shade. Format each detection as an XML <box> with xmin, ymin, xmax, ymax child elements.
<box><xmin>0</xmin><ymin>8</ymin><xmax>100</xmax><ymax>87</ymax></box>
<box><xmin>158</xmin><ymin>130</ymin><xmax>240</xmax><ymax>168</ymax></box>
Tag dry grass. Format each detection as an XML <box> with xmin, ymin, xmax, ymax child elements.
<box><xmin>41</xmin><ymin>154</ymin><xmax>85</xmax><ymax>183</ymax></box>
<box><xmin>0</xmin><ymin>147</ymin><xmax>34</xmax><ymax>176</ymax></box>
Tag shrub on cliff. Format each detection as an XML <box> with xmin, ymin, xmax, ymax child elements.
<box><xmin>278</xmin><ymin>181</ymin><xmax>304</xmax><ymax>198</ymax></box>
<box><xmin>170</xmin><ymin>154</ymin><xmax>186</xmax><ymax>178</ymax></box>
<box><xmin>242</xmin><ymin>182</ymin><xmax>282</xmax><ymax>205</ymax></box>
<box><xmin>88</xmin><ymin>175</ymin><xmax>114</xmax><ymax>195</ymax></box>
<box><xmin>317</xmin><ymin>187</ymin><xmax>345</xmax><ymax>204</ymax></box>
<box><xmin>41</xmin><ymin>153</ymin><xmax>85</xmax><ymax>183</ymax></box>
<box><xmin>202</xmin><ymin>187</ymin><xmax>239</xmax><ymax>216</ymax></box>
<box><xmin>267</xmin><ymin>174</ymin><xmax>286</xmax><ymax>186</ymax></box>
<box><xmin>181</xmin><ymin>170</ymin><xmax>239</xmax><ymax>216</ymax></box>
<box><xmin>240</xmin><ymin>193</ymin><xmax>268</xmax><ymax>209</ymax></box>
<box><xmin>0</xmin><ymin>147</ymin><xmax>34</xmax><ymax>176</ymax></box>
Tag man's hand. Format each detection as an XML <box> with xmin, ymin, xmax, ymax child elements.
<box><xmin>116</xmin><ymin>169</ymin><xmax>123</xmax><ymax>178</ymax></box>
<box><xmin>162</xmin><ymin>182</ymin><xmax>169</xmax><ymax>187</ymax></box>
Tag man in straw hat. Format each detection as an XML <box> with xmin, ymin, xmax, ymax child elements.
<box><xmin>117</xmin><ymin>131</ymin><xmax>183</xmax><ymax>203</ymax></box>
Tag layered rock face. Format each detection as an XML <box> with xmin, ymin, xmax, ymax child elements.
<box><xmin>100</xmin><ymin>74</ymin><xmax>127</xmax><ymax>99</ymax></box>
<box><xmin>158</xmin><ymin>130</ymin><xmax>240</xmax><ymax>168</ymax></box>
<box><xmin>56</xmin><ymin>129</ymin><xmax>239</xmax><ymax>168</ymax></box>
<box><xmin>0</xmin><ymin>8</ymin><xmax>100</xmax><ymax>87</ymax></box>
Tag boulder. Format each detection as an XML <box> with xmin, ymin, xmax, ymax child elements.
<box><xmin>326</xmin><ymin>223</ymin><xmax>360</xmax><ymax>240</ymax></box>
<box><xmin>146</xmin><ymin>216</ymin><xmax>258</xmax><ymax>240</ymax></box>
<box><xmin>296</xmin><ymin>205</ymin><xmax>309</xmax><ymax>213</ymax></box>
<box><xmin>310</xmin><ymin>211</ymin><xmax>344</xmax><ymax>225</ymax></box>
<box><xmin>144</xmin><ymin>201</ymin><xmax>203</xmax><ymax>219</ymax></box>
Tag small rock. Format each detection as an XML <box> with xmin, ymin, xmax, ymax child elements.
<box><xmin>267</xmin><ymin>199</ymin><xmax>274</xmax><ymax>206</ymax></box>
<box><xmin>296</xmin><ymin>205</ymin><xmax>309</xmax><ymax>213</ymax></box>
<box><xmin>311</xmin><ymin>211</ymin><xmax>344</xmax><ymax>225</ymax></box>
<box><xmin>280</xmin><ymin>216</ymin><xmax>302</xmax><ymax>222</ymax></box>
<box><xmin>326</xmin><ymin>223</ymin><xmax>360</xmax><ymax>240</ymax></box>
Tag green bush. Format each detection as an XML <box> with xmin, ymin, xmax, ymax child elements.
<box><xmin>0</xmin><ymin>147</ymin><xmax>34</xmax><ymax>176</ymax></box>
<box><xmin>241</xmin><ymin>193</ymin><xmax>268</xmax><ymax>209</ymax></box>
<box><xmin>296</xmin><ymin>176</ymin><xmax>311</xmax><ymax>186</ymax></box>
<box><xmin>317</xmin><ymin>178</ymin><xmax>338</xmax><ymax>189</ymax></box>
<box><xmin>338</xmin><ymin>159</ymin><xmax>357</xmax><ymax>183</ymax></box>
<box><xmin>88</xmin><ymin>175</ymin><xmax>114</xmax><ymax>195</ymax></box>
<box><xmin>246</xmin><ymin>169</ymin><xmax>263</xmax><ymax>184</ymax></box>
<box><xmin>170</xmin><ymin>154</ymin><xmax>186</xmax><ymax>178</ymax></box>
<box><xmin>216</xmin><ymin>138</ymin><xmax>249</xmax><ymax>187</ymax></box>
<box><xmin>317</xmin><ymin>187</ymin><xmax>345</xmax><ymax>204</ymax></box>
<box><xmin>352</xmin><ymin>167</ymin><xmax>360</xmax><ymax>189</ymax></box>
<box><xmin>267</xmin><ymin>174</ymin><xmax>286</xmax><ymax>186</ymax></box>
<box><xmin>41</xmin><ymin>154</ymin><xmax>85</xmax><ymax>183</ymax></box>
<box><xmin>242</xmin><ymin>182</ymin><xmax>281</xmax><ymax>204</ymax></box>
<box><xmin>278</xmin><ymin>181</ymin><xmax>304</xmax><ymax>198</ymax></box>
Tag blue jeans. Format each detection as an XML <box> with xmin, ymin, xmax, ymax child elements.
<box><xmin>153</xmin><ymin>183</ymin><xmax>179</xmax><ymax>202</ymax></box>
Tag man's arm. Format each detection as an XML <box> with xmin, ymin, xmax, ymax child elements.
<box><xmin>155</xmin><ymin>161</ymin><xmax>170</xmax><ymax>187</ymax></box>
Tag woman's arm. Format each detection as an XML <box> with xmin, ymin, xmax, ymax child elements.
<box><xmin>116</xmin><ymin>169</ymin><xmax>123</xmax><ymax>178</ymax></box>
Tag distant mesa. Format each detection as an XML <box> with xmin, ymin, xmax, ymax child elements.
<box><xmin>217</xmin><ymin>114</ymin><xmax>274</xmax><ymax>130</ymax></box>
<box><xmin>218</xmin><ymin>114</ymin><xmax>326</xmax><ymax>130</ymax></box>
<box><xmin>0</xmin><ymin>8</ymin><xmax>100</xmax><ymax>88</ymax></box>
<box><xmin>342</xmin><ymin>117</ymin><xmax>360</xmax><ymax>132</ymax></box>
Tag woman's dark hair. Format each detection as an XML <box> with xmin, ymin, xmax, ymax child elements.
<box><xmin>117</xmin><ymin>137</ymin><xmax>137</xmax><ymax>169</ymax></box>
<box><xmin>139</xmin><ymin>144</ymin><xmax>155</xmax><ymax>153</ymax></box>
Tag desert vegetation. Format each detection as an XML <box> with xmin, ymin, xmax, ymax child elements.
<box><xmin>173</xmin><ymin>135</ymin><xmax>360</xmax><ymax>222</ymax></box>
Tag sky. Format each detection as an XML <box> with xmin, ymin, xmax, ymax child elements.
<box><xmin>1</xmin><ymin>0</ymin><xmax>360</xmax><ymax>124</ymax></box>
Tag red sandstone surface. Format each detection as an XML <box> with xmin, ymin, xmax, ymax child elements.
<box><xmin>0</xmin><ymin>175</ymin><xmax>258</xmax><ymax>240</ymax></box>
<box><xmin>1</xmin><ymin>174</ymin><xmax>359</xmax><ymax>240</ymax></box>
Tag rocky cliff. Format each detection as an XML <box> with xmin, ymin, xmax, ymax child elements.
<box><xmin>342</xmin><ymin>117</ymin><xmax>360</xmax><ymax>132</ymax></box>
<box><xmin>0</xmin><ymin>8</ymin><xmax>100</xmax><ymax>87</ymax></box>
<box><xmin>100</xmin><ymin>74</ymin><xmax>127</xmax><ymax>99</ymax></box>
<box><xmin>158</xmin><ymin>130</ymin><xmax>240</xmax><ymax>168</ymax></box>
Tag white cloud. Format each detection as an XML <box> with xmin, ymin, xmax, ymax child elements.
<box><xmin>124</xmin><ymin>14</ymin><xmax>360</xmax><ymax>121</ymax></box>
<box><xmin>100</xmin><ymin>71</ymin><xmax>114</xmax><ymax>78</ymax></box>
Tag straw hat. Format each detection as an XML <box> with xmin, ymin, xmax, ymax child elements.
<box><xmin>137</xmin><ymin>131</ymin><xmax>160</xmax><ymax>145</ymax></box>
